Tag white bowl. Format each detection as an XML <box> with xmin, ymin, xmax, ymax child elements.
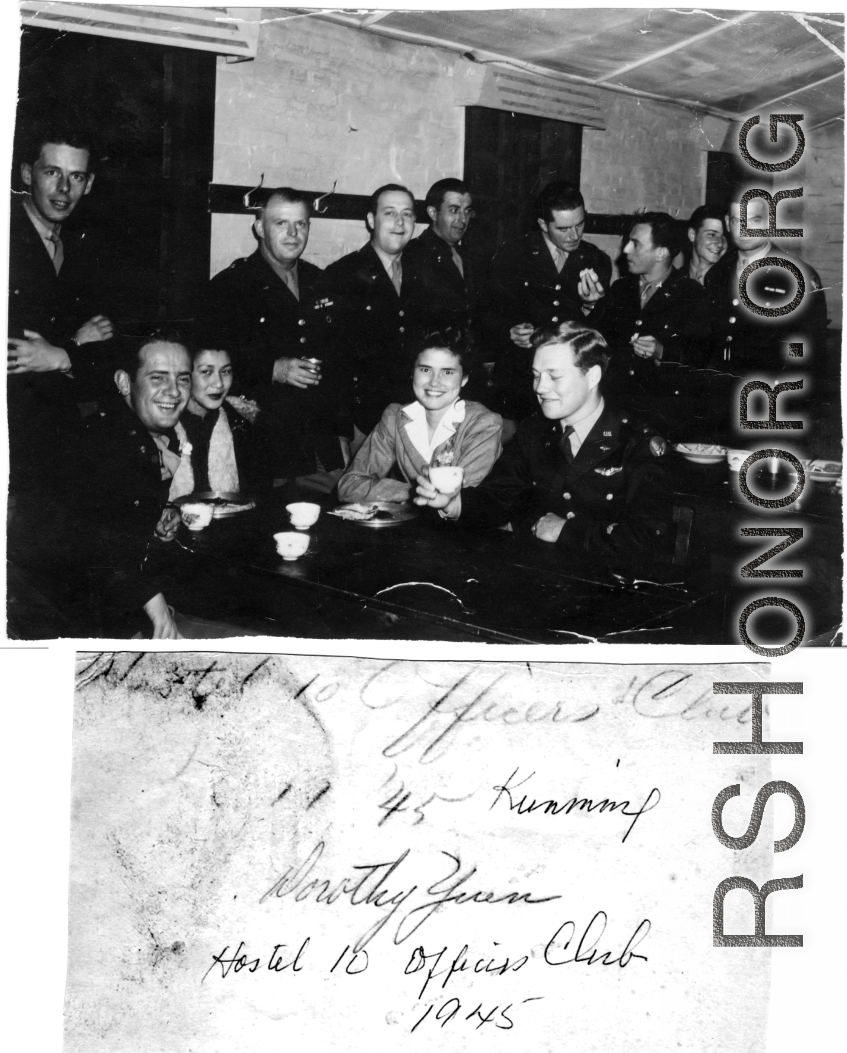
<box><xmin>274</xmin><ymin>531</ymin><xmax>311</xmax><ymax>560</ymax></box>
<box><xmin>285</xmin><ymin>501</ymin><xmax>321</xmax><ymax>530</ymax></box>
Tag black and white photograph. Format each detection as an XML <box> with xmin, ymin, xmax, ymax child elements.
<box><xmin>5</xmin><ymin>5</ymin><xmax>843</xmax><ymax>644</ymax></box>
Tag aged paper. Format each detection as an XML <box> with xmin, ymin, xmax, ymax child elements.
<box><xmin>67</xmin><ymin>653</ymin><xmax>778</xmax><ymax>1052</ymax></box>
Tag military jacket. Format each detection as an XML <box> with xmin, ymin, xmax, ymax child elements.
<box><xmin>324</xmin><ymin>241</ymin><xmax>428</xmax><ymax>432</ymax></box>
<box><xmin>204</xmin><ymin>250</ymin><xmax>347</xmax><ymax>473</ymax></box>
<box><xmin>704</xmin><ymin>246</ymin><xmax>828</xmax><ymax>373</ymax></box>
<box><xmin>459</xmin><ymin>403</ymin><xmax>672</xmax><ymax>569</ymax></box>
<box><xmin>404</xmin><ymin>225</ymin><xmax>473</xmax><ymax>333</ymax></box>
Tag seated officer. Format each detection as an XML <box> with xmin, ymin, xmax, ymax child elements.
<box><xmin>415</xmin><ymin>322</ymin><xmax>671</xmax><ymax>572</ymax></box>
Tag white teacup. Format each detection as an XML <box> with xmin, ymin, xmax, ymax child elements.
<box><xmin>286</xmin><ymin>501</ymin><xmax>321</xmax><ymax>530</ymax></box>
<box><xmin>180</xmin><ymin>502</ymin><xmax>214</xmax><ymax>531</ymax></box>
<box><xmin>726</xmin><ymin>448</ymin><xmax>754</xmax><ymax>473</ymax></box>
<box><xmin>428</xmin><ymin>465</ymin><xmax>464</xmax><ymax>494</ymax></box>
<box><xmin>274</xmin><ymin>531</ymin><xmax>311</xmax><ymax>561</ymax></box>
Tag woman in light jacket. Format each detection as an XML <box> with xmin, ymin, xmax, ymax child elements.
<box><xmin>337</xmin><ymin>328</ymin><xmax>502</xmax><ymax>504</ymax></box>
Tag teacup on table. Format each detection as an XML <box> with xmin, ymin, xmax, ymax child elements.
<box><xmin>180</xmin><ymin>502</ymin><xmax>214</xmax><ymax>531</ymax></box>
<box><xmin>286</xmin><ymin>501</ymin><xmax>321</xmax><ymax>530</ymax></box>
<box><xmin>274</xmin><ymin>531</ymin><xmax>311</xmax><ymax>561</ymax></box>
<box><xmin>428</xmin><ymin>465</ymin><xmax>464</xmax><ymax>494</ymax></box>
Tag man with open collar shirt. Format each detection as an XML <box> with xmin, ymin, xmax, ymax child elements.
<box><xmin>704</xmin><ymin>194</ymin><xmax>828</xmax><ymax>375</ymax></box>
<box><xmin>483</xmin><ymin>181</ymin><xmax>611</xmax><ymax>421</ymax></box>
<box><xmin>415</xmin><ymin>322</ymin><xmax>672</xmax><ymax>572</ymax></box>
<box><xmin>324</xmin><ymin>183</ymin><xmax>426</xmax><ymax>436</ymax></box>
<box><xmin>204</xmin><ymin>187</ymin><xmax>347</xmax><ymax>482</ymax></box>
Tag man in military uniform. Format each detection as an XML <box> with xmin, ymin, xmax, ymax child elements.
<box><xmin>704</xmin><ymin>195</ymin><xmax>828</xmax><ymax>374</ymax></box>
<box><xmin>405</xmin><ymin>177</ymin><xmax>476</xmax><ymax>333</ymax></box>
<box><xmin>324</xmin><ymin>183</ymin><xmax>426</xmax><ymax>436</ymax></box>
<box><xmin>204</xmin><ymin>187</ymin><xmax>348</xmax><ymax>483</ymax></box>
<box><xmin>483</xmin><ymin>181</ymin><xmax>612</xmax><ymax>420</ymax></box>
<box><xmin>415</xmin><ymin>322</ymin><xmax>671</xmax><ymax>572</ymax></box>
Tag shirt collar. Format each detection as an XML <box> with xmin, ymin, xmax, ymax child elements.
<box><xmin>372</xmin><ymin>242</ymin><xmax>402</xmax><ymax>275</ymax></box>
<box><xmin>22</xmin><ymin>195</ymin><xmax>59</xmax><ymax>239</ymax></box>
<box><xmin>562</xmin><ymin>397</ymin><xmax>604</xmax><ymax>444</ymax></box>
<box><xmin>402</xmin><ymin>398</ymin><xmax>466</xmax><ymax>426</ymax></box>
<box><xmin>541</xmin><ymin>230</ymin><xmax>567</xmax><ymax>264</ymax></box>
<box><xmin>737</xmin><ymin>243</ymin><xmax>773</xmax><ymax>269</ymax></box>
<box><xmin>640</xmin><ymin>263</ymin><xmax>673</xmax><ymax>291</ymax></box>
<box><xmin>260</xmin><ymin>244</ymin><xmax>298</xmax><ymax>284</ymax></box>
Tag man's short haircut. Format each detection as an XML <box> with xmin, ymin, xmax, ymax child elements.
<box><xmin>19</xmin><ymin>120</ymin><xmax>94</xmax><ymax>168</ymax></box>
<box><xmin>628</xmin><ymin>211</ymin><xmax>683</xmax><ymax>258</ymax></box>
<box><xmin>115</xmin><ymin>327</ymin><xmax>193</xmax><ymax>380</ymax></box>
<box><xmin>687</xmin><ymin>204</ymin><xmax>726</xmax><ymax>234</ymax></box>
<box><xmin>537</xmin><ymin>181</ymin><xmax>585</xmax><ymax>223</ymax></box>
<box><xmin>530</xmin><ymin>321</ymin><xmax>610</xmax><ymax>374</ymax></box>
<box><xmin>368</xmin><ymin>183</ymin><xmax>415</xmax><ymax>216</ymax></box>
<box><xmin>425</xmin><ymin>178</ymin><xmax>470</xmax><ymax>214</ymax></box>
<box><xmin>256</xmin><ymin>186</ymin><xmax>312</xmax><ymax>218</ymax></box>
<box><xmin>409</xmin><ymin>326</ymin><xmax>478</xmax><ymax>376</ymax></box>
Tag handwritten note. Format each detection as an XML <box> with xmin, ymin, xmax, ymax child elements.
<box><xmin>68</xmin><ymin>654</ymin><xmax>772</xmax><ymax>1052</ymax></box>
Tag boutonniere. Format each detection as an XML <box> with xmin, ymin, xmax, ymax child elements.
<box><xmin>179</xmin><ymin>441</ymin><xmax>193</xmax><ymax>458</ymax></box>
<box><xmin>226</xmin><ymin>394</ymin><xmax>261</xmax><ymax>422</ymax></box>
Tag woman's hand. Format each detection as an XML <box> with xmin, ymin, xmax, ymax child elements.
<box><xmin>155</xmin><ymin>506</ymin><xmax>182</xmax><ymax>542</ymax></box>
<box><xmin>414</xmin><ymin>473</ymin><xmax>462</xmax><ymax>517</ymax></box>
<box><xmin>74</xmin><ymin>314</ymin><xmax>114</xmax><ymax>345</ymax></box>
<box><xmin>143</xmin><ymin>593</ymin><xmax>183</xmax><ymax>639</ymax></box>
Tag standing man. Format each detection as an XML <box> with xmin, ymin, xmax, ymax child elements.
<box><xmin>325</xmin><ymin>183</ymin><xmax>426</xmax><ymax>435</ymax></box>
<box><xmin>685</xmin><ymin>205</ymin><xmax>727</xmax><ymax>285</ymax></box>
<box><xmin>601</xmin><ymin>212</ymin><xmax>707</xmax><ymax>370</ymax></box>
<box><xmin>405</xmin><ymin>177</ymin><xmax>476</xmax><ymax>333</ymax></box>
<box><xmin>7</xmin><ymin>122</ymin><xmax>114</xmax><ymax>499</ymax></box>
<box><xmin>414</xmin><ymin>322</ymin><xmax>671</xmax><ymax>572</ymax></box>
<box><xmin>483</xmin><ymin>181</ymin><xmax>612</xmax><ymax>420</ymax></box>
<box><xmin>204</xmin><ymin>187</ymin><xmax>348</xmax><ymax>485</ymax></box>
<box><xmin>704</xmin><ymin>194</ymin><xmax>827</xmax><ymax>373</ymax></box>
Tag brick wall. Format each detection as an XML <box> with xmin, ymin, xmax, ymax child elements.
<box><xmin>211</xmin><ymin>15</ymin><xmax>462</xmax><ymax>275</ymax></box>
<box><xmin>796</xmin><ymin>121</ymin><xmax>843</xmax><ymax>330</ymax></box>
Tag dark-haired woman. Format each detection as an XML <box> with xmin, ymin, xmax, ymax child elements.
<box><xmin>337</xmin><ymin>330</ymin><xmax>502</xmax><ymax>504</ymax></box>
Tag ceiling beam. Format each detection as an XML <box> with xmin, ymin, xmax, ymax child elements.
<box><xmin>746</xmin><ymin>70</ymin><xmax>844</xmax><ymax>115</ymax></box>
<box><xmin>594</xmin><ymin>11</ymin><xmax>758</xmax><ymax>84</ymax></box>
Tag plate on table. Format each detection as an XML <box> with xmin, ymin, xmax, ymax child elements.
<box><xmin>328</xmin><ymin>501</ymin><xmax>419</xmax><ymax>528</ymax></box>
<box><xmin>808</xmin><ymin>460</ymin><xmax>842</xmax><ymax>482</ymax></box>
<box><xmin>673</xmin><ymin>442</ymin><xmax>727</xmax><ymax>465</ymax></box>
<box><xmin>174</xmin><ymin>491</ymin><xmax>256</xmax><ymax>518</ymax></box>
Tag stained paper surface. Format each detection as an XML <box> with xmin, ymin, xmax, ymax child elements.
<box><xmin>68</xmin><ymin>653</ymin><xmax>774</xmax><ymax>1052</ymax></box>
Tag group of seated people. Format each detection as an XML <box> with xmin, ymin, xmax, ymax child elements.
<box><xmin>6</xmin><ymin>122</ymin><xmax>832</xmax><ymax>639</ymax></box>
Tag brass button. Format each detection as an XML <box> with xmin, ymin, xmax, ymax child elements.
<box><xmin>732</xmin><ymin>298</ymin><xmax>740</xmax><ymax>306</ymax></box>
<box><xmin>563</xmin><ymin>492</ymin><xmax>571</xmax><ymax>500</ymax></box>
<box><xmin>298</xmin><ymin>318</ymin><xmax>306</xmax><ymax>326</ymax></box>
<box><xmin>552</xmin><ymin>316</ymin><xmax>559</xmax><ymax>322</ymax></box>
<box><xmin>399</xmin><ymin>310</ymin><xmax>405</xmax><ymax>317</ymax></box>
<box><xmin>553</xmin><ymin>300</ymin><xmax>560</xmax><ymax>306</ymax></box>
<box><xmin>729</xmin><ymin>316</ymin><xmax>736</xmax><ymax>324</ymax></box>
<box><xmin>300</xmin><ymin>337</ymin><xmax>307</xmax><ymax>344</ymax></box>
<box><xmin>566</xmin><ymin>511</ymin><xmax>575</xmax><ymax>520</ymax></box>
<box><xmin>555</xmin><ymin>284</ymin><xmax>561</xmax><ymax>291</ymax></box>
<box><xmin>727</xmin><ymin>335</ymin><xmax>733</xmax><ymax>342</ymax></box>
<box><xmin>399</xmin><ymin>326</ymin><xmax>405</xmax><ymax>333</ymax></box>
<box><xmin>606</xmin><ymin>493</ymin><xmax>613</xmax><ymax>500</ymax></box>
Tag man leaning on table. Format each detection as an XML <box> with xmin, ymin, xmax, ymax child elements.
<box><xmin>415</xmin><ymin>321</ymin><xmax>673</xmax><ymax>571</ymax></box>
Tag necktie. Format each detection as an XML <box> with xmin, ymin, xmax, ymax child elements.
<box><xmin>451</xmin><ymin>246</ymin><xmax>464</xmax><ymax>278</ymax></box>
<box><xmin>555</xmin><ymin>249</ymin><xmax>567</xmax><ymax>273</ymax></box>
<box><xmin>282</xmin><ymin>265</ymin><xmax>299</xmax><ymax>301</ymax></box>
<box><xmin>391</xmin><ymin>258</ymin><xmax>402</xmax><ymax>295</ymax></box>
<box><xmin>559</xmin><ymin>424</ymin><xmax>575</xmax><ymax>465</ymax></box>
<box><xmin>640</xmin><ymin>280</ymin><xmax>655</xmax><ymax>307</ymax></box>
<box><xmin>49</xmin><ymin>230</ymin><xmax>63</xmax><ymax>275</ymax></box>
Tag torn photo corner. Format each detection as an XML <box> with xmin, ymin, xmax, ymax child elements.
<box><xmin>68</xmin><ymin>652</ymin><xmax>776</xmax><ymax>1053</ymax></box>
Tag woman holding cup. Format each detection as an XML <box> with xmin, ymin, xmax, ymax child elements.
<box><xmin>337</xmin><ymin>328</ymin><xmax>502</xmax><ymax>504</ymax></box>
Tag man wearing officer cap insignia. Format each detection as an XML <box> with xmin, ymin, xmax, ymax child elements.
<box><xmin>414</xmin><ymin>321</ymin><xmax>672</xmax><ymax>570</ymax></box>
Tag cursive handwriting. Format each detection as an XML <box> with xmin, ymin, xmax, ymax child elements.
<box><xmin>544</xmin><ymin>912</ymin><xmax>650</xmax><ymax>968</ymax></box>
<box><xmin>201</xmin><ymin>938</ymin><xmax>310</xmax><ymax>983</ymax></box>
<box><xmin>405</xmin><ymin>941</ymin><xmax>528</xmax><ymax>999</ymax></box>
<box><xmin>259</xmin><ymin>841</ymin><xmax>560</xmax><ymax>952</ymax></box>
<box><xmin>411</xmin><ymin>996</ymin><xmax>543</xmax><ymax>1033</ymax></box>
<box><xmin>490</xmin><ymin>767</ymin><xmax>661</xmax><ymax>843</ymax></box>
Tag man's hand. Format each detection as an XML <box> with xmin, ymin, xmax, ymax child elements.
<box><xmin>413</xmin><ymin>473</ymin><xmax>462</xmax><ymax>517</ymax></box>
<box><xmin>578</xmin><ymin>268</ymin><xmax>605</xmax><ymax>306</ymax></box>
<box><xmin>509</xmin><ymin>322</ymin><xmax>535</xmax><ymax>349</ymax></box>
<box><xmin>273</xmin><ymin>356</ymin><xmax>321</xmax><ymax>389</ymax></box>
<box><xmin>154</xmin><ymin>506</ymin><xmax>181</xmax><ymax>542</ymax></box>
<box><xmin>73</xmin><ymin>314</ymin><xmax>114</xmax><ymax>345</ymax></box>
<box><xmin>7</xmin><ymin>330</ymin><xmax>71</xmax><ymax>374</ymax></box>
<box><xmin>630</xmin><ymin>334</ymin><xmax>664</xmax><ymax>361</ymax></box>
<box><xmin>143</xmin><ymin>593</ymin><xmax>183</xmax><ymax>639</ymax></box>
<box><xmin>533</xmin><ymin>512</ymin><xmax>566</xmax><ymax>543</ymax></box>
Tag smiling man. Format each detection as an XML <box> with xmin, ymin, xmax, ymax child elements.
<box><xmin>325</xmin><ymin>183</ymin><xmax>428</xmax><ymax>434</ymax></box>
<box><xmin>685</xmin><ymin>205</ymin><xmax>727</xmax><ymax>285</ymax></box>
<box><xmin>204</xmin><ymin>187</ymin><xmax>348</xmax><ymax>486</ymax></box>
<box><xmin>483</xmin><ymin>182</ymin><xmax>612</xmax><ymax>421</ymax></box>
<box><xmin>70</xmin><ymin>333</ymin><xmax>194</xmax><ymax>639</ymax></box>
<box><xmin>415</xmin><ymin>322</ymin><xmax>671</xmax><ymax>571</ymax></box>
